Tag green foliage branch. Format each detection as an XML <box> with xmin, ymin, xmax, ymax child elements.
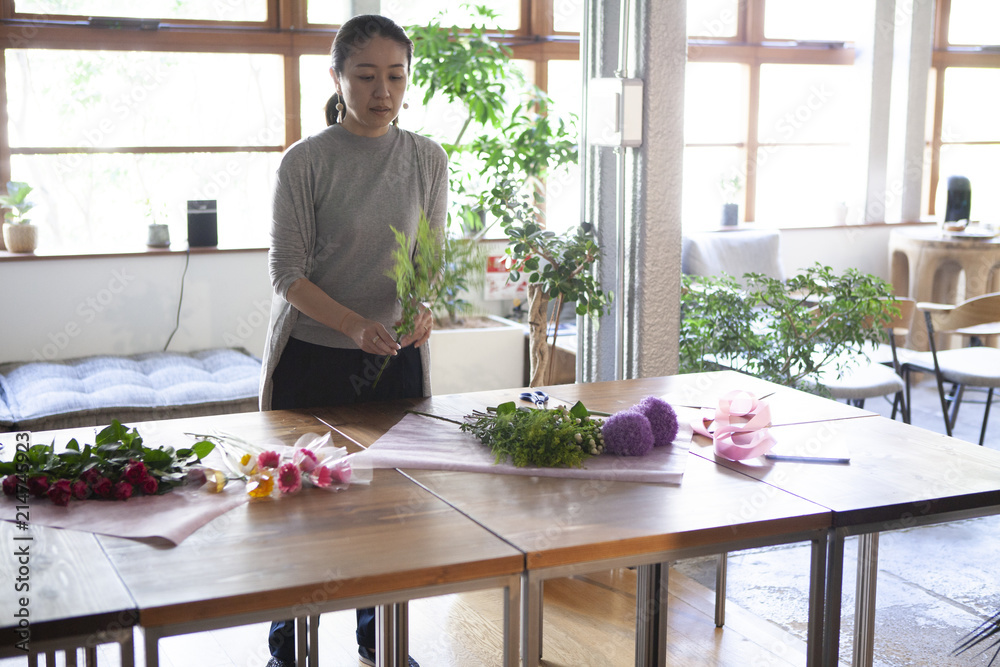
<box><xmin>457</xmin><ymin>400</ymin><xmax>605</xmax><ymax>468</ymax></box>
<box><xmin>679</xmin><ymin>264</ymin><xmax>897</xmax><ymax>392</ymax></box>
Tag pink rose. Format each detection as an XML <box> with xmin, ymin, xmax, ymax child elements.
<box><xmin>141</xmin><ymin>475</ymin><xmax>159</xmax><ymax>495</ymax></box>
<box><xmin>46</xmin><ymin>479</ymin><xmax>73</xmax><ymax>506</ymax></box>
<box><xmin>71</xmin><ymin>480</ymin><xmax>90</xmax><ymax>500</ymax></box>
<box><xmin>123</xmin><ymin>460</ymin><xmax>147</xmax><ymax>484</ymax></box>
<box><xmin>27</xmin><ymin>475</ymin><xmax>49</xmax><ymax>498</ymax></box>
<box><xmin>2</xmin><ymin>475</ymin><xmax>18</xmax><ymax>497</ymax></box>
<box><xmin>92</xmin><ymin>476</ymin><xmax>113</xmax><ymax>499</ymax></box>
<box><xmin>277</xmin><ymin>462</ymin><xmax>302</xmax><ymax>494</ymax></box>
<box><xmin>293</xmin><ymin>448</ymin><xmax>318</xmax><ymax>473</ymax></box>
<box><xmin>257</xmin><ymin>450</ymin><xmax>281</xmax><ymax>469</ymax></box>
<box><xmin>113</xmin><ymin>480</ymin><xmax>134</xmax><ymax>501</ymax></box>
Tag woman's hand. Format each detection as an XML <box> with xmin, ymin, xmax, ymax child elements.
<box><xmin>399</xmin><ymin>304</ymin><xmax>433</xmax><ymax>349</ymax></box>
<box><xmin>342</xmin><ymin>311</ymin><xmax>399</xmax><ymax>356</ymax></box>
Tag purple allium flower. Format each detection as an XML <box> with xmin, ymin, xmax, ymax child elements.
<box><xmin>637</xmin><ymin>396</ymin><xmax>679</xmax><ymax>447</ymax></box>
<box><xmin>601</xmin><ymin>409</ymin><xmax>654</xmax><ymax>457</ymax></box>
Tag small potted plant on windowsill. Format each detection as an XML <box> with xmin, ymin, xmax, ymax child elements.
<box><xmin>1</xmin><ymin>181</ymin><xmax>38</xmax><ymax>253</ymax></box>
<box><xmin>144</xmin><ymin>198</ymin><xmax>171</xmax><ymax>248</ymax></box>
<box><xmin>720</xmin><ymin>174</ymin><xmax>742</xmax><ymax>227</ymax></box>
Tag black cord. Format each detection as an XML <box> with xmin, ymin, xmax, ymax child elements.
<box><xmin>163</xmin><ymin>246</ymin><xmax>191</xmax><ymax>351</ymax></box>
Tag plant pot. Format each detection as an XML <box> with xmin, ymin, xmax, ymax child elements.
<box><xmin>147</xmin><ymin>223</ymin><xmax>171</xmax><ymax>247</ymax></box>
<box><xmin>429</xmin><ymin>315</ymin><xmax>525</xmax><ymax>394</ymax></box>
<box><xmin>721</xmin><ymin>203</ymin><xmax>739</xmax><ymax>227</ymax></box>
<box><xmin>3</xmin><ymin>222</ymin><xmax>38</xmax><ymax>253</ymax></box>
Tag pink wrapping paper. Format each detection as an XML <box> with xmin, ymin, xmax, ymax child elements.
<box><xmin>353</xmin><ymin>412</ymin><xmax>692</xmax><ymax>485</ymax></box>
<box><xmin>2</xmin><ymin>482</ymin><xmax>249</xmax><ymax>545</ymax></box>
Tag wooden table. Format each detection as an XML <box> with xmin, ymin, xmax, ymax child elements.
<box><xmin>315</xmin><ymin>381</ymin><xmax>834</xmax><ymax>667</ymax></box>
<box><xmin>5</xmin><ymin>410</ymin><xmax>523</xmax><ymax>667</ymax></box>
<box><xmin>0</xmin><ymin>522</ymin><xmax>136</xmax><ymax>666</ymax></box>
<box><xmin>889</xmin><ymin>226</ymin><xmax>1000</xmax><ymax>348</ymax></box>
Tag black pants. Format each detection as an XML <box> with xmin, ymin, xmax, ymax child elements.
<box><xmin>267</xmin><ymin>337</ymin><xmax>423</xmax><ymax>663</ymax></box>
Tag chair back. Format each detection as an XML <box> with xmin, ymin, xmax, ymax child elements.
<box><xmin>928</xmin><ymin>292</ymin><xmax>1000</xmax><ymax>335</ymax></box>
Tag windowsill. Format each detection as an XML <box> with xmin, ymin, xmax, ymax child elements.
<box><xmin>699</xmin><ymin>220</ymin><xmax>940</xmax><ymax>233</ymax></box>
<box><xmin>0</xmin><ymin>242</ymin><xmax>268</xmax><ymax>262</ymax></box>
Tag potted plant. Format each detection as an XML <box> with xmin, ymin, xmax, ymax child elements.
<box><xmin>408</xmin><ymin>7</ymin><xmax>589</xmax><ymax>391</ymax></box>
<box><xmin>485</xmin><ymin>180</ymin><xmax>612</xmax><ymax>387</ymax></box>
<box><xmin>1</xmin><ymin>181</ymin><xmax>38</xmax><ymax>253</ymax></box>
<box><xmin>144</xmin><ymin>198</ymin><xmax>170</xmax><ymax>247</ymax></box>
<box><xmin>678</xmin><ymin>264</ymin><xmax>897</xmax><ymax>393</ymax></box>
<box><xmin>720</xmin><ymin>174</ymin><xmax>742</xmax><ymax>227</ymax></box>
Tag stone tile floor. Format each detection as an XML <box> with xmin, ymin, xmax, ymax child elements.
<box><xmin>674</xmin><ymin>374</ymin><xmax>1000</xmax><ymax>666</ymax></box>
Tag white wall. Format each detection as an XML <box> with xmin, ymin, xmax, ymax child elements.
<box><xmin>779</xmin><ymin>223</ymin><xmax>905</xmax><ymax>281</ymax></box>
<box><xmin>0</xmin><ymin>250</ymin><xmax>271</xmax><ymax>364</ymax></box>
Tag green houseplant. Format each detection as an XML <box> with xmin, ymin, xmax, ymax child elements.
<box><xmin>1</xmin><ymin>181</ymin><xmax>38</xmax><ymax>253</ymax></box>
<box><xmin>679</xmin><ymin>264</ymin><xmax>897</xmax><ymax>393</ymax></box>
<box><xmin>408</xmin><ymin>6</ymin><xmax>608</xmax><ymax>387</ymax></box>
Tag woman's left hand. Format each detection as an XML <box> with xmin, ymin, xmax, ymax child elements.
<box><xmin>399</xmin><ymin>304</ymin><xmax>433</xmax><ymax>348</ymax></box>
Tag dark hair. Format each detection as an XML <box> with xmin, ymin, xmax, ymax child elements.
<box><xmin>325</xmin><ymin>14</ymin><xmax>414</xmax><ymax>126</ymax></box>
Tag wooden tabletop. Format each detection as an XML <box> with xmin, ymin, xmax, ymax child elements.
<box><xmin>691</xmin><ymin>414</ymin><xmax>1000</xmax><ymax>528</ymax></box>
<box><xmin>315</xmin><ymin>386</ymin><xmax>832</xmax><ymax>572</ymax></box>
<box><xmin>0</xmin><ymin>521</ymin><xmax>136</xmax><ymax>647</ymax></box>
<box><xmin>94</xmin><ymin>410</ymin><xmax>523</xmax><ymax>629</ymax></box>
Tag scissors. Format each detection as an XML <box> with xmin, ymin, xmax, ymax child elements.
<box><xmin>519</xmin><ymin>390</ymin><xmax>550</xmax><ymax>407</ymax></box>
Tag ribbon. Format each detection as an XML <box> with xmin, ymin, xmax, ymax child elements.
<box><xmin>691</xmin><ymin>390</ymin><xmax>777</xmax><ymax>461</ymax></box>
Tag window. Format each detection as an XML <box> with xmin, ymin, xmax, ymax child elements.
<box><xmin>0</xmin><ymin>1</ymin><xmax>575</xmax><ymax>253</ymax></box>
<box><xmin>684</xmin><ymin>0</ymin><xmax>1000</xmax><ymax>230</ymax></box>
<box><xmin>928</xmin><ymin>1</ymin><xmax>1000</xmax><ymax>224</ymax></box>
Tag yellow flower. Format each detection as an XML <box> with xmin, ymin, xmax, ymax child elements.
<box><xmin>247</xmin><ymin>470</ymin><xmax>275</xmax><ymax>498</ymax></box>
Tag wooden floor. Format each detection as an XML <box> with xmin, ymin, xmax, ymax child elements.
<box><xmin>9</xmin><ymin>566</ymin><xmax>813</xmax><ymax>667</ymax></box>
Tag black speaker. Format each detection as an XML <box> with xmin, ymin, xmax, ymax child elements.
<box><xmin>187</xmin><ymin>200</ymin><xmax>218</xmax><ymax>247</ymax></box>
<box><xmin>944</xmin><ymin>176</ymin><xmax>971</xmax><ymax>223</ymax></box>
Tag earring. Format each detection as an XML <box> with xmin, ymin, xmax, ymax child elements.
<box><xmin>336</xmin><ymin>97</ymin><xmax>344</xmax><ymax>124</ymax></box>
<box><xmin>402</xmin><ymin>102</ymin><xmax>409</xmax><ymax>110</ymax></box>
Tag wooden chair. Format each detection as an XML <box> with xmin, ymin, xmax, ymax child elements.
<box><xmin>816</xmin><ymin>298</ymin><xmax>916</xmax><ymax>422</ymax></box>
<box><xmin>900</xmin><ymin>293</ymin><xmax>1000</xmax><ymax>446</ymax></box>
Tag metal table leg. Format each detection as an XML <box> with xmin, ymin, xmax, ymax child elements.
<box><xmin>634</xmin><ymin>562</ymin><xmax>668</xmax><ymax>666</ymax></box>
<box><xmin>853</xmin><ymin>532</ymin><xmax>879</xmax><ymax>667</ymax></box>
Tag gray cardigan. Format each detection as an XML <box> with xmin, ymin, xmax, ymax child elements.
<box><xmin>259</xmin><ymin>125</ymin><xmax>448</xmax><ymax>410</ymax></box>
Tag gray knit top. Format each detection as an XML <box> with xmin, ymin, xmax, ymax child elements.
<box><xmin>259</xmin><ymin>124</ymin><xmax>448</xmax><ymax>410</ymax></box>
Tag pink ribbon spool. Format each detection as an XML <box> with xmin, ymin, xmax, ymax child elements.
<box><xmin>692</xmin><ymin>390</ymin><xmax>777</xmax><ymax>461</ymax></box>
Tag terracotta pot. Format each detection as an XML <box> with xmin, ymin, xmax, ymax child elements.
<box><xmin>3</xmin><ymin>223</ymin><xmax>38</xmax><ymax>253</ymax></box>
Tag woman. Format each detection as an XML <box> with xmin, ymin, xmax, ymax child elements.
<box><xmin>260</xmin><ymin>14</ymin><xmax>447</xmax><ymax>667</ymax></box>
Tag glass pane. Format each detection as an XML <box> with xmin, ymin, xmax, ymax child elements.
<box><xmin>948</xmin><ymin>0</ymin><xmax>1000</xmax><ymax>45</ymax></box>
<box><xmin>681</xmin><ymin>146</ymin><xmax>744</xmax><ymax>230</ymax></box>
<box><xmin>942</xmin><ymin>68</ymin><xmax>1000</xmax><ymax>142</ymax></box>
<box><xmin>758</xmin><ymin>64</ymin><xmax>862</xmax><ymax>145</ymax></box>
<box><xmin>545</xmin><ymin>60</ymin><xmax>583</xmax><ymax>234</ymax></box>
<box><xmin>548</xmin><ymin>60</ymin><xmax>582</xmax><ymax>125</ymax></box>
<box><xmin>687</xmin><ymin>0</ymin><xmax>738</xmax><ymax>39</ymax></box>
<box><xmin>301</xmin><ymin>54</ymin><xmax>335</xmax><ymax>139</ymax></box>
<box><xmin>553</xmin><ymin>0</ymin><xmax>584</xmax><ymax>33</ymax></box>
<box><xmin>935</xmin><ymin>145</ymin><xmax>1000</xmax><ymax>225</ymax></box>
<box><xmin>755</xmin><ymin>145</ymin><xmax>858</xmax><ymax>228</ymax></box>
<box><xmin>763</xmin><ymin>0</ymin><xmax>872</xmax><ymax>43</ymax></box>
<box><xmin>7</xmin><ymin>50</ymin><xmax>284</xmax><ymax>148</ymax></box>
<box><xmin>16</xmin><ymin>0</ymin><xmax>266</xmax><ymax>21</ymax></box>
<box><xmin>684</xmin><ymin>63</ymin><xmax>747</xmax><ymax>145</ymax></box>
<box><xmin>12</xmin><ymin>152</ymin><xmax>279</xmax><ymax>251</ymax></box>
<box><xmin>309</xmin><ymin>1</ymin><xmax>519</xmax><ymax>31</ymax></box>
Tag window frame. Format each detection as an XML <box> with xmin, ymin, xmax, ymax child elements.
<box><xmin>0</xmin><ymin>0</ymin><xmax>574</xmax><ymax>244</ymax></box>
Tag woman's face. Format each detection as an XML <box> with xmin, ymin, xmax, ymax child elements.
<box><xmin>332</xmin><ymin>35</ymin><xmax>409</xmax><ymax>138</ymax></box>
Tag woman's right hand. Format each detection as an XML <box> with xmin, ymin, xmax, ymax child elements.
<box><xmin>341</xmin><ymin>311</ymin><xmax>399</xmax><ymax>356</ymax></box>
